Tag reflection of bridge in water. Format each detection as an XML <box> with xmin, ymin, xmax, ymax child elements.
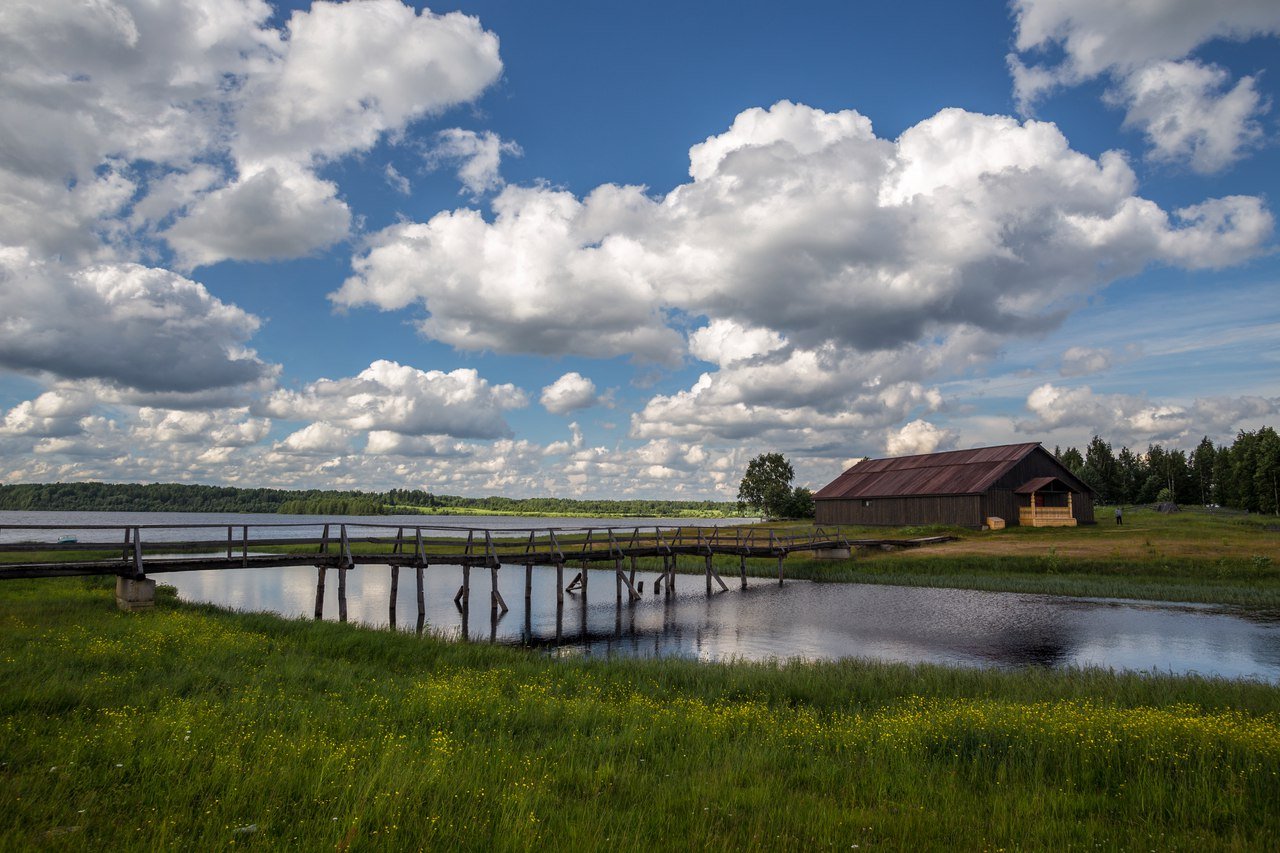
<box><xmin>0</xmin><ymin>522</ymin><xmax>953</xmax><ymax>626</ymax></box>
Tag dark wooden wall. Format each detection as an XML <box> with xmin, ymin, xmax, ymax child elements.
<box><xmin>815</xmin><ymin>495</ymin><xmax>982</xmax><ymax>527</ymax></box>
<box><xmin>983</xmin><ymin>447</ymin><xmax>1095</xmax><ymax>525</ymax></box>
<box><xmin>815</xmin><ymin>446</ymin><xmax>1096</xmax><ymax>527</ymax></box>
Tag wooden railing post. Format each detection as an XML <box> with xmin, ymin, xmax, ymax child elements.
<box><xmin>132</xmin><ymin>526</ymin><xmax>144</xmax><ymax>578</ymax></box>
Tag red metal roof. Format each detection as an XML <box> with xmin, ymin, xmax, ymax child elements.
<box><xmin>814</xmin><ymin>443</ymin><xmax>1043</xmax><ymax>500</ymax></box>
<box><xmin>1014</xmin><ymin>476</ymin><xmax>1066</xmax><ymax>494</ymax></box>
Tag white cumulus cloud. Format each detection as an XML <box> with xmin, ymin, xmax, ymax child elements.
<box><xmin>1059</xmin><ymin>346</ymin><xmax>1113</xmax><ymax>377</ymax></box>
<box><xmin>0</xmin><ymin>250</ymin><xmax>270</xmax><ymax>394</ymax></box>
<box><xmin>266</xmin><ymin>360</ymin><xmax>528</xmax><ymax>440</ymax></box>
<box><xmin>337</xmin><ymin>101</ymin><xmax>1271</xmax><ymax>368</ymax></box>
<box><xmin>885</xmin><ymin>419</ymin><xmax>955</xmax><ymax>456</ymax></box>
<box><xmin>540</xmin><ymin>373</ymin><xmax>600</xmax><ymax>415</ymax></box>
<box><xmin>1010</xmin><ymin>0</ymin><xmax>1279</xmax><ymax>172</ymax></box>
<box><xmin>426</xmin><ymin>128</ymin><xmax>522</xmax><ymax>196</ymax></box>
<box><xmin>1019</xmin><ymin>383</ymin><xmax>1280</xmax><ymax>445</ymax></box>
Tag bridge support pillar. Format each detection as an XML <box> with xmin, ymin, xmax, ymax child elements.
<box><xmin>115</xmin><ymin>576</ymin><xmax>156</xmax><ymax>612</ymax></box>
<box><xmin>812</xmin><ymin>547</ymin><xmax>851</xmax><ymax>560</ymax></box>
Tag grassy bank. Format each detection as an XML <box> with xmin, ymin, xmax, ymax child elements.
<box><xmin>2</xmin><ymin>578</ymin><xmax>1279</xmax><ymax>849</ymax></box>
<box><xmin>765</xmin><ymin>506</ymin><xmax>1280</xmax><ymax>608</ymax></box>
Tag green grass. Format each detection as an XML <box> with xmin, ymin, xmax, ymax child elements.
<box><xmin>763</xmin><ymin>507</ymin><xmax>1280</xmax><ymax>608</ymax></box>
<box><xmin>2</xmin><ymin>578</ymin><xmax>1279</xmax><ymax>849</ymax></box>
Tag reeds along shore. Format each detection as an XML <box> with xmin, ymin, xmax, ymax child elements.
<box><xmin>1</xmin><ymin>575</ymin><xmax>1278</xmax><ymax>849</ymax></box>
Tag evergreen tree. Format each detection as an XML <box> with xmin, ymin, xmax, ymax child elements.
<box><xmin>1190</xmin><ymin>436</ymin><xmax>1217</xmax><ymax>505</ymax></box>
<box><xmin>1081</xmin><ymin>436</ymin><xmax>1118</xmax><ymax>503</ymax></box>
<box><xmin>1255</xmin><ymin>427</ymin><xmax>1280</xmax><ymax>515</ymax></box>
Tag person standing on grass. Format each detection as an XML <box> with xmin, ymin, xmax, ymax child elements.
<box><xmin>1115</xmin><ymin>505</ymin><xmax>1123</xmax><ymax>525</ymax></box>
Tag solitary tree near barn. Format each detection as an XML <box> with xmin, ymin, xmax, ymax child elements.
<box><xmin>738</xmin><ymin>453</ymin><xmax>798</xmax><ymax>519</ymax></box>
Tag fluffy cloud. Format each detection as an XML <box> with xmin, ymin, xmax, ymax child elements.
<box><xmin>885</xmin><ymin>419</ymin><xmax>955</xmax><ymax>456</ymax></box>
<box><xmin>334</xmin><ymin>184</ymin><xmax>685</xmax><ymax>361</ymax></box>
<box><xmin>277</xmin><ymin>422</ymin><xmax>354</xmax><ymax>455</ymax></box>
<box><xmin>234</xmin><ymin>1</ymin><xmax>502</xmax><ymax>166</ymax></box>
<box><xmin>164</xmin><ymin>166</ymin><xmax>351</xmax><ymax>269</ymax></box>
<box><xmin>1108</xmin><ymin>61</ymin><xmax>1267</xmax><ymax>174</ymax></box>
<box><xmin>1019</xmin><ymin>383</ymin><xmax>1280</xmax><ymax>444</ymax></box>
<box><xmin>133</xmin><ymin>407</ymin><xmax>270</xmax><ymax>447</ymax></box>
<box><xmin>266</xmin><ymin>360</ymin><xmax>528</xmax><ymax>440</ymax></box>
<box><xmin>0</xmin><ymin>0</ymin><xmax>503</xmax><ymax>268</ymax></box>
<box><xmin>0</xmin><ymin>250</ymin><xmax>270</xmax><ymax>394</ymax></box>
<box><xmin>338</xmin><ymin>101</ymin><xmax>1271</xmax><ymax>370</ymax></box>
<box><xmin>1059</xmin><ymin>346</ymin><xmax>1112</xmax><ymax>377</ymax></box>
<box><xmin>688</xmin><ymin>320</ymin><xmax>787</xmax><ymax>368</ymax></box>
<box><xmin>426</xmin><ymin>129</ymin><xmax>522</xmax><ymax>196</ymax></box>
<box><xmin>1010</xmin><ymin>0</ymin><xmax>1279</xmax><ymax>172</ymax></box>
<box><xmin>540</xmin><ymin>373</ymin><xmax>600</xmax><ymax>415</ymax></box>
<box><xmin>0</xmin><ymin>389</ymin><xmax>95</xmax><ymax>438</ymax></box>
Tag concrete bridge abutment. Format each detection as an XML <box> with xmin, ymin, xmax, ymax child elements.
<box><xmin>115</xmin><ymin>576</ymin><xmax>156</xmax><ymax>611</ymax></box>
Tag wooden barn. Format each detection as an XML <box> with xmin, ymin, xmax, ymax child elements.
<box><xmin>814</xmin><ymin>443</ymin><xmax>1095</xmax><ymax>528</ymax></box>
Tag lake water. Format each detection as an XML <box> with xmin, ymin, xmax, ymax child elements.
<box><xmin>159</xmin><ymin>561</ymin><xmax>1280</xmax><ymax>683</ymax></box>
<box><xmin>6</xmin><ymin>510</ymin><xmax>1279</xmax><ymax>682</ymax></box>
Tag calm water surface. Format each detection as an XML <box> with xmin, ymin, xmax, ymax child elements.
<box><xmin>7</xmin><ymin>511</ymin><xmax>1278</xmax><ymax>681</ymax></box>
<box><xmin>160</xmin><ymin>561</ymin><xmax>1280</xmax><ymax>682</ymax></box>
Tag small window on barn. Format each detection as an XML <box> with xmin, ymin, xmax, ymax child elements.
<box><xmin>862</xmin><ymin>499</ymin><xmax>872</xmax><ymax>507</ymax></box>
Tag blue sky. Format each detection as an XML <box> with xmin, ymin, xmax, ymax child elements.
<box><xmin>1</xmin><ymin>0</ymin><xmax>1277</xmax><ymax>498</ymax></box>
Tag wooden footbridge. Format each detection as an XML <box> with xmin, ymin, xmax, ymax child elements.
<box><xmin>0</xmin><ymin>522</ymin><xmax>953</xmax><ymax>621</ymax></box>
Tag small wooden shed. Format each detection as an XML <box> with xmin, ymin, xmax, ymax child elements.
<box><xmin>814</xmin><ymin>442</ymin><xmax>1095</xmax><ymax>528</ymax></box>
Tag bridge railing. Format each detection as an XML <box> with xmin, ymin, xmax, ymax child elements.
<box><xmin>0</xmin><ymin>520</ymin><xmax>859</xmax><ymax>576</ymax></box>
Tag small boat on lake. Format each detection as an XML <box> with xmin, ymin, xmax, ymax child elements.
<box><xmin>57</xmin><ymin>535</ymin><xmax>77</xmax><ymax>544</ymax></box>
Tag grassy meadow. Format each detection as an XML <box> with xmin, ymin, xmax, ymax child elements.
<box><xmin>1</xmin><ymin>576</ymin><xmax>1278</xmax><ymax>850</ymax></box>
<box><xmin>765</xmin><ymin>506</ymin><xmax>1280</xmax><ymax>608</ymax></box>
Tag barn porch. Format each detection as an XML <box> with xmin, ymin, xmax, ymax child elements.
<box><xmin>1016</xmin><ymin>477</ymin><xmax>1077</xmax><ymax>527</ymax></box>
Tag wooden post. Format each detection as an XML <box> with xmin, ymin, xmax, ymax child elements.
<box><xmin>225</xmin><ymin>525</ymin><xmax>232</xmax><ymax>560</ymax></box>
<box><xmin>314</xmin><ymin>566</ymin><xmax>326</xmax><ymax>620</ymax></box>
<box><xmin>414</xmin><ymin>529</ymin><xmax>426</xmax><ymax>627</ymax></box>
<box><xmin>525</xmin><ymin>563</ymin><xmax>533</xmax><ymax>610</ymax></box>
<box><xmin>629</xmin><ymin>554</ymin><xmax>637</xmax><ymax>588</ymax></box>
<box><xmin>389</xmin><ymin>565</ymin><xmax>399</xmax><ymax>628</ymax></box>
<box><xmin>1031</xmin><ymin>490</ymin><xmax>1037</xmax><ymax>526</ymax></box>
<box><xmin>132</xmin><ymin>527</ymin><xmax>144</xmax><ymax>578</ymax></box>
<box><xmin>556</xmin><ymin>562</ymin><xmax>564</xmax><ymax>607</ymax></box>
<box><xmin>708</xmin><ymin>561</ymin><xmax>729</xmax><ymax>593</ymax></box>
<box><xmin>581</xmin><ymin>561</ymin><xmax>588</xmax><ymax>599</ymax></box>
<box><xmin>338</xmin><ymin>565</ymin><xmax>348</xmax><ymax>623</ymax></box>
<box><xmin>241</xmin><ymin>525</ymin><xmax>248</xmax><ymax>568</ymax></box>
<box><xmin>778</xmin><ymin>553</ymin><xmax>784</xmax><ymax>586</ymax></box>
<box><xmin>740</xmin><ymin>554</ymin><xmax>747</xmax><ymax>588</ymax></box>
<box><xmin>616</xmin><ymin>557</ymin><xmax>623</xmax><ymax>604</ymax></box>
<box><xmin>462</xmin><ymin>563</ymin><xmax>471</xmax><ymax>610</ymax></box>
<box><xmin>1068</xmin><ymin>491</ymin><xmax>1074</xmax><ymax>520</ymax></box>
<box><xmin>491</xmin><ymin>565</ymin><xmax>508</xmax><ymax>613</ymax></box>
<box><xmin>705</xmin><ymin>554</ymin><xmax>713</xmax><ymax>595</ymax></box>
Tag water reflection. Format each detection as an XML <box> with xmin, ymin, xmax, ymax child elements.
<box><xmin>159</xmin><ymin>562</ymin><xmax>1280</xmax><ymax>682</ymax></box>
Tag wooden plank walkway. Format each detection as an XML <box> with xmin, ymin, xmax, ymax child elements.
<box><xmin>0</xmin><ymin>521</ymin><xmax>954</xmax><ymax>620</ymax></box>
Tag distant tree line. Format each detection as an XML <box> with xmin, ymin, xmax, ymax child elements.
<box><xmin>385</xmin><ymin>490</ymin><xmax>738</xmax><ymax>517</ymax></box>
<box><xmin>1054</xmin><ymin>426</ymin><xmax>1280</xmax><ymax>513</ymax></box>
<box><xmin>0</xmin><ymin>482</ymin><xmax>740</xmax><ymax>517</ymax></box>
